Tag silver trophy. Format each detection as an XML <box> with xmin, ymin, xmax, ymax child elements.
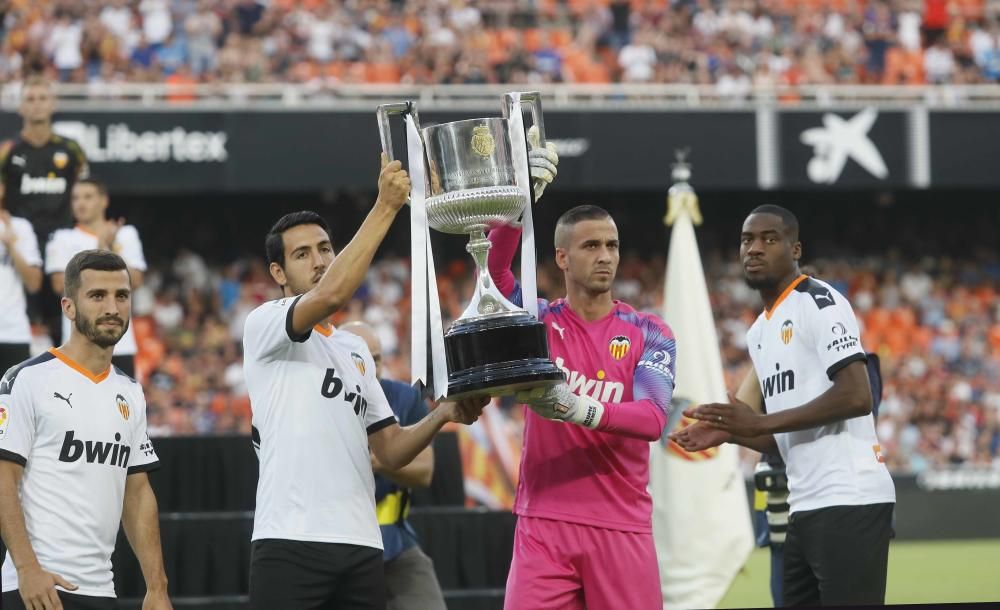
<box><xmin>377</xmin><ymin>92</ymin><xmax>563</xmax><ymax>399</ymax></box>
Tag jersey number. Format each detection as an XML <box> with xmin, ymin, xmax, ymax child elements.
<box><xmin>321</xmin><ymin>367</ymin><xmax>368</xmax><ymax>418</ymax></box>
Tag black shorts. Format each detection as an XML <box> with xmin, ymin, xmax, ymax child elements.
<box><xmin>250</xmin><ymin>539</ymin><xmax>385</xmax><ymax>610</ymax></box>
<box><xmin>2</xmin><ymin>590</ymin><xmax>115</xmax><ymax>609</ymax></box>
<box><xmin>0</xmin><ymin>343</ymin><xmax>31</xmax><ymax>377</ymax></box>
<box><xmin>783</xmin><ymin>502</ymin><xmax>894</xmax><ymax>606</ymax></box>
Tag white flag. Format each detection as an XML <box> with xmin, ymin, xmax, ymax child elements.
<box><xmin>652</xmin><ymin>187</ymin><xmax>755</xmax><ymax>609</ymax></box>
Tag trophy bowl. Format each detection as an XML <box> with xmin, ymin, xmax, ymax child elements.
<box><xmin>378</xmin><ymin>94</ymin><xmax>564</xmax><ymax>400</ymax></box>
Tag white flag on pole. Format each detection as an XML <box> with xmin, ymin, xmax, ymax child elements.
<box><xmin>652</xmin><ymin>174</ymin><xmax>755</xmax><ymax>609</ymax></box>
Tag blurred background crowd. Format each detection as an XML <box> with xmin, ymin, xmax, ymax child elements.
<box><xmin>4</xmin><ymin>0</ymin><xmax>1000</xmax><ymax>93</ymax></box>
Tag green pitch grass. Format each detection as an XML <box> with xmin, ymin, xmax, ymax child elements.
<box><xmin>719</xmin><ymin>539</ymin><xmax>1000</xmax><ymax>608</ymax></box>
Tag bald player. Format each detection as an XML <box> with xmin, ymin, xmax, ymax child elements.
<box><xmin>340</xmin><ymin>321</ymin><xmax>446</xmax><ymax>610</ymax></box>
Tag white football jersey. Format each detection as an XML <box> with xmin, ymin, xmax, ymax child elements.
<box><xmin>0</xmin><ymin>348</ymin><xmax>159</xmax><ymax>597</ymax></box>
<box><xmin>747</xmin><ymin>275</ymin><xmax>895</xmax><ymax>514</ymax></box>
<box><xmin>45</xmin><ymin>225</ymin><xmax>147</xmax><ymax>355</ymax></box>
<box><xmin>243</xmin><ymin>296</ymin><xmax>397</xmax><ymax>549</ymax></box>
<box><xmin>0</xmin><ymin>216</ymin><xmax>42</xmax><ymax>344</ymax></box>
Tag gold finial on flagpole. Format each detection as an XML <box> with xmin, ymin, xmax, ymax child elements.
<box><xmin>665</xmin><ymin>149</ymin><xmax>703</xmax><ymax>227</ymax></box>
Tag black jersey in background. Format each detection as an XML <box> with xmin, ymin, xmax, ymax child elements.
<box><xmin>0</xmin><ymin>134</ymin><xmax>88</xmax><ymax>245</ymax></box>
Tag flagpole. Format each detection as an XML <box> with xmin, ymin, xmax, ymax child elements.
<box><xmin>652</xmin><ymin>150</ymin><xmax>754</xmax><ymax>610</ymax></box>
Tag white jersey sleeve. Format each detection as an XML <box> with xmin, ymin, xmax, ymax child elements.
<box><xmin>800</xmin><ymin>281</ymin><xmax>867</xmax><ymax>379</ymax></box>
<box><xmin>44</xmin><ymin>229</ymin><xmax>73</xmax><ymax>274</ymax></box>
<box><xmin>12</xmin><ymin>218</ymin><xmax>41</xmax><ymax>267</ymax></box>
<box><xmin>0</xmin><ymin>365</ymin><xmax>36</xmax><ymax>465</ymax></box>
<box><xmin>126</xmin><ymin>387</ymin><xmax>159</xmax><ymax>474</ymax></box>
<box><xmin>116</xmin><ymin>225</ymin><xmax>147</xmax><ymax>272</ymax></box>
<box><xmin>243</xmin><ymin>296</ymin><xmax>308</xmax><ymax>362</ymax></box>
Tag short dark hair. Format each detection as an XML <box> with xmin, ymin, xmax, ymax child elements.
<box><xmin>75</xmin><ymin>177</ymin><xmax>108</xmax><ymax>197</ymax></box>
<box><xmin>554</xmin><ymin>204</ymin><xmax>612</xmax><ymax>248</ymax></box>
<box><xmin>265</xmin><ymin>211</ymin><xmax>333</xmax><ymax>267</ymax></box>
<box><xmin>64</xmin><ymin>250</ymin><xmax>128</xmax><ymax>298</ymax></box>
<box><xmin>749</xmin><ymin>204</ymin><xmax>799</xmax><ymax>241</ymax></box>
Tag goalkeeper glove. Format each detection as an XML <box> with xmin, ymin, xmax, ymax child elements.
<box><xmin>527</xmin><ymin>125</ymin><xmax>558</xmax><ymax>202</ymax></box>
<box><xmin>515</xmin><ymin>383</ymin><xmax>604</xmax><ymax>430</ymax></box>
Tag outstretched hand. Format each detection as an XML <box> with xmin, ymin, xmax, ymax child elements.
<box><xmin>685</xmin><ymin>393</ymin><xmax>767</xmax><ymax>438</ymax></box>
<box><xmin>668</xmin><ymin>420</ymin><xmax>731</xmax><ymax>452</ymax></box>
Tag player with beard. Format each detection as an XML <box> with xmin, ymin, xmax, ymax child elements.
<box><xmin>245</xmin><ymin>156</ymin><xmax>489</xmax><ymax>610</ymax></box>
<box><xmin>0</xmin><ymin>250</ymin><xmax>170</xmax><ymax>610</ymax></box>
<box><xmin>671</xmin><ymin>204</ymin><xmax>895</xmax><ymax>606</ymax></box>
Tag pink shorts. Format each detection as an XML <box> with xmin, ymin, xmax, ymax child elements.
<box><xmin>503</xmin><ymin>515</ymin><xmax>661</xmax><ymax>610</ymax></box>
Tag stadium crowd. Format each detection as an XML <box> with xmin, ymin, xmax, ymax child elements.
<box><xmin>3</xmin><ymin>0</ymin><xmax>1000</xmax><ymax>90</ymax></box>
<box><xmin>25</xmin><ymin>241</ymin><xmax>993</xmax><ymax>475</ymax></box>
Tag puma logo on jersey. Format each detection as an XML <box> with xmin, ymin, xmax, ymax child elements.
<box><xmin>553</xmin><ymin>357</ymin><xmax>624</xmax><ymax>403</ymax></box>
<box><xmin>19</xmin><ymin>174</ymin><xmax>67</xmax><ymax>195</ymax></box>
<box><xmin>551</xmin><ymin>322</ymin><xmax>566</xmax><ymax>340</ymax></box>
<box><xmin>58</xmin><ymin>430</ymin><xmax>130</xmax><ymax>468</ymax></box>
<box><xmin>762</xmin><ymin>364</ymin><xmax>795</xmax><ymax>399</ymax></box>
<box><xmin>54</xmin><ymin>391</ymin><xmax>73</xmax><ymax>408</ymax></box>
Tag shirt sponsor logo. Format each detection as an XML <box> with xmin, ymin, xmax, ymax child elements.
<box><xmin>19</xmin><ymin>174</ymin><xmax>67</xmax><ymax>195</ymax></box>
<box><xmin>826</xmin><ymin>334</ymin><xmax>859</xmax><ymax>353</ymax></box>
<box><xmin>832</xmin><ymin>322</ymin><xmax>847</xmax><ymax>335</ymax></box>
<box><xmin>58</xmin><ymin>430</ymin><xmax>131</xmax><ymax>468</ymax></box>
<box><xmin>780</xmin><ymin>320</ymin><xmax>793</xmax><ymax>345</ymax></box>
<box><xmin>608</xmin><ymin>335</ymin><xmax>631</xmax><ymax>360</ymax></box>
<box><xmin>553</xmin><ymin>356</ymin><xmax>624</xmax><ymax>403</ymax></box>
<box><xmin>762</xmin><ymin>363</ymin><xmax>796</xmax><ymax>399</ymax></box>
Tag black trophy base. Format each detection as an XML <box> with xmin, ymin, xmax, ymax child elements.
<box><xmin>444</xmin><ymin>311</ymin><xmax>564</xmax><ymax>401</ymax></box>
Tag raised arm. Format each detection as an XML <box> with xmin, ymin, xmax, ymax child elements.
<box><xmin>486</xmin><ymin>223</ymin><xmax>523</xmax><ymax>305</ymax></box>
<box><xmin>288</xmin><ymin>157</ymin><xmax>410</xmax><ymax>336</ymax></box>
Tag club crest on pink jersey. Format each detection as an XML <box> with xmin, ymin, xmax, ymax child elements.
<box><xmin>608</xmin><ymin>335</ymin><xmax>631</xmax><ymax>361</ymax></box>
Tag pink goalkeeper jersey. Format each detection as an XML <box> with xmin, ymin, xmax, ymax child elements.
<box><xmin>488</xmin><ymin>225</ymin><xmax>676</xmax><ymax>533</ymax></box>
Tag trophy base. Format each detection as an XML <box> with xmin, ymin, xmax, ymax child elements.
<box><xmin>444</xmin><ymin>311</ymin><xmax>564</xmax><ymax>401</ymax></box>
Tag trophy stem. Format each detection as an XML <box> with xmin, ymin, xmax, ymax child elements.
<box><xmin>466</xmin><ymin>229</ymin><xmax>504</xmax><ymax>316</ymax></box>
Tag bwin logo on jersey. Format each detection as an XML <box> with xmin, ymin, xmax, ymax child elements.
<box><xmin>762</xmin><ymin>363</ymin><xmax>795</xmax><ymax>399</ymax></box>
<box><xmin>553</xmin><ymin>357</ymin><xmax>624</xmax><ymax>403</ymax></box>
<box><xmin>58</xmin><ymin>431</ymin><xmax>131</xmax><ymax>468</ymax></box>
<box><xmin>320</xmin><ymin>367</ymin><xmax>368</xmax><ymax>417</ymax></box>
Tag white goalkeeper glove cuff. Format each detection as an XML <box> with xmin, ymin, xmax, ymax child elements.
<box><xmin>516</xmin><ymin>383</ymin><xmax>604</xmax><ymax>430</ymax></box>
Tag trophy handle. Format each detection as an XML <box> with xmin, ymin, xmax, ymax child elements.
<box><xmin>502</xmin><ymin>91</ymin><xmax>546</xmax><ymax>147</ymax></box>
<box><xmin>376</xmin><ymin>101</ymin><xmax>421</xmax><ymax>162</ymax></box>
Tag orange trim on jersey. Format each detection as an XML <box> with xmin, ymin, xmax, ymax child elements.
<box><xmin>74</xmin><ymin>224</ymin><xmax>99</xmax><ymax>238</ymax></box>
<box><xmin>47</xmin><ymin>348</ymin><xmax>110</xmax><ymax>384</ymax></box>
<box><xmin>313</xmin><ymin>324</ymin><xmax>332</xmax><ymax>337</ymax></box>
<box><xmin>764</xmin><ymin>274</ymin><xmax>808</xmax><ymax>320</ymax></box>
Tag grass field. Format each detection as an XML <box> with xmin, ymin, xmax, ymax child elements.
<box><xmin>718</xmin><ymin>539</ymin><xmax>1000</xmax><ymax>608</ymax></box>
